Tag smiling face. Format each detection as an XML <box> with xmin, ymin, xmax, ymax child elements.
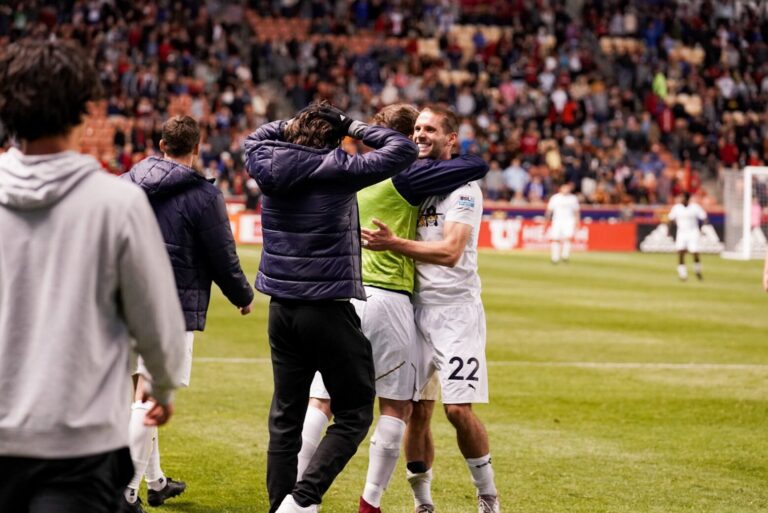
<box><xmin>412</xmin><ymin>109</ymin><xmax>457</xmax><ymax>161</ymax></box>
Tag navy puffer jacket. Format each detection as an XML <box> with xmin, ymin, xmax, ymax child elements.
<box><xmin>122</xmin><ymin>157</ymin><xmax>254</xmax><ymax>330</ymax></box>
<box><xmin>244</xmin><ymin>121</ymin><xmax>418</xmax><ymax>300</ymax></box>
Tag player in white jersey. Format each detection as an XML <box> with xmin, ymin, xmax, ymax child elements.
<box><xmin>667</xmin><ymin>192</ymin><xmax>708</xmax><ymax>280</ymax></box>
<box><xmin>763</xmin><ymin>250</ymin><xmax>768</xmax><ymax>292</ymax></box>
<box><xmin>363</xmin><ymin>106</ymin><xmax>500</xmax><ymax>513</ymax></box>
<box><xmin>545</xmin><ymin>182</ymin><xmax>580</xmax><ymax>263</ymax></box>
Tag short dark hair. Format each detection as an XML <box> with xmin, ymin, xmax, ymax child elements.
<box><xmin>0</xmin><ymin>39</ymin><xmax>103</xmax><ymax>141</ymax></box>
<box><xmin>284</xmin><ymin>100</ymin><xmax>340</xmax><ymax>149</ymax></box>
<box><xmin>372</xmin><ymin>104</ymin><xmax>419</xmax><ymax>136</ymax></box>
<box><xmin>161</xmin><ymin>116</ymin><xmax>201</xmax><ymax>157</ymax></box>
<box><xmin>421</xmin><ymin>104</ymin><xmax>458</xmax><ymax>135</ymax></box>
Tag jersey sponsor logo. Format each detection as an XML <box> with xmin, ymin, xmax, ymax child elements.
<box><xmin>418</xmin><ymin>205</ymin><xmax>442</xmax><ymax>227</ymax></box>
<box><xmin>458</xmin><ymin>195</ymin><xmax>476</xmax><ymax>209</ymax></box>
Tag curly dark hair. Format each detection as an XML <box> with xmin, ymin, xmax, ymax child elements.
<box><xmin>161</xmin><ymin>115</ymin><xmax>200</xmax><ymax>157</ymax></box>
<box><xmin>0</xmin><ymin>39</ymin><xmax>103</xmax><ymax>141</ymax></box>
<box><xmin>284</xmin><ymin>100</ymin><xmax>341</xmax><ymax>149</ymax></box>
<box><xmin>372</xmin><ymin>104</ymin><xmax>419</xmax><ymax>137</ymax></box>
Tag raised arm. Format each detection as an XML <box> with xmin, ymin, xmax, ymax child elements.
<box><xmin>243</xmin><ymin>120</ymin><xmax>286</xmax><ymax>145</ymax></box>
<box><xmin>393</xmin><ymin>155</ymin><xmax>489</xmax><ymax>206</ymax></box>
<box><xmin>362</xmin><ymin>218</ymin><xmax>471</xmax><ymax>268</ymax></box>
<box><xmin>320</xmin><ymin>124</ymin><xmax>418</xmax><ymax>192</ymax></box>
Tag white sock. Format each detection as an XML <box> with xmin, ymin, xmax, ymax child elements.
<box><xmin>562</xmin><ymin>240</ymin><xmax>571</xmax><ymax>260</ymax></box>
<box><xmin>551</xmin><ymin>241</ymin><xmax>561</xmax><ymax>262</ymax></box>
<box><xmin>297</xmin><ymin>406</ymin><xmax>330</xmax><ymax>481</ymax></box>
<box><xmin>406</xmin><ymin>468</ymin><xmax>433</xmax><ymax>507</ymax></box>
<box><xmin>275</xmin><ymin>494</ymin><xmax>317</xmax><ymax>513</ymax></box>
<box><xmin>127</xmin><ymin>401</ymin><xmax>153</xmax><ymax>490</ymax></box>
<box><xmin>694</xmin><ymin>262</ymin><xmax>702</xmax><ymax>274</ymax></box>
<box><xmin>145</xmin><ymin>428</ymin><xmax>165</xmax><ymax>489</ymax></box>
<box><xmin>677</xmin><ymin>264</ymin><xmax>688</xmax><ymax>279</ymax></box>
<box><xmin>362</xmin><ymin>415</ymin><xmax>406</xmax><ymax>507</ymax></box>
<box><xmin>466</xmin><ymin>454</ymin><xmax>497</xmax><ymax>496</ymax></box>
<box><xmin>124</xmin><ymin>487</ymin><xmax>138</xmax><ymax>504</ymax></box>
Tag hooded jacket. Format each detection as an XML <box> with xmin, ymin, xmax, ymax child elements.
<box><xmin>122</xmin><ymin>156</ymin><xmax>253</xmax><ymax>330</ymax></box>
<box><xmin>244</xmin><ymin>121</ymin><xmax>418</xmax><ymax>300</ymax></box>
<box><xmin>0</xmin><ymin>148</ymin><xmax>185</xmax><ymax>458</ymax></box>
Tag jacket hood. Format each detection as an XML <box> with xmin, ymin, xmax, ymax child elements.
<box><xmin>123</xmin><ymin>156</ymin><xmax>209</xmax><ymax>197</ymax></box>
<box><xmin>244</xmin><ymin>139</ymin><xmax>334</xmax><ymax>195</ymax></box>
<box><xmin>0</xmin><ymin>148</ymin><xmax>98</xmax><ymax>210</ymax></box>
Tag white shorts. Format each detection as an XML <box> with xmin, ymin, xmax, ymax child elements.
<box><xmin>414</xmin><ymin>301</ymin><xmax>489</xmax><ymax>404</ymax></box>
<box><xmin>310</xmin><ymin>286</ymin><xmax>418</xmax><ymax>401</ymax></box>
<box><xmin>131</xmin><ymin>331</ymin><xmax>195</xmax><ymax>388</ymax></box>
<box><xmin>675</xmin><ymin>230</ymin><xmax>701</xmax><ymax>253</ymax></box>
<box><xmin>549</xmin><ymin>221</ymin><xmax>576</xmax><ymax>241</ymax></box>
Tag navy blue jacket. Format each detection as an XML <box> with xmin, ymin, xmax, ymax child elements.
<box><xmin>122</xmin><ymin>157</ymin><xmax>254</xmax><ymax>330</ymax></box>
<box><xmin>244</xmin><ymin>121</ymin><xmax>418</xmax><ymax>300</ymax></box>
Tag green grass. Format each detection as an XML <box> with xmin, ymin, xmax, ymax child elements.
<box><xmin>152</xmin><ymin>249</ymin><xmax>768</xmax><ymax>513</ymax></box>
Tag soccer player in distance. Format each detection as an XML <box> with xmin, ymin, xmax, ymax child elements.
<box><xmin>0</xmin><ymin>39</ymin><xmax>186</xmax><ymax>513</ymax></box>
<box><xmin>763</xmin><ymin>250</ymin><xmax>768</xmax><ymax>291</ymax></box>
<box><xmin>121</xmin><ymin>115</ymin><xmax>254</xmax><ymax>512</ymax></box>
<box><xmin>667</xmin><ymin>192</ymin><xmax>709</xmax><ymax>281</ymax></box>
<box><xmin>545</xmin><ymin>182</ymin><xmax>580</xmax><ymax>263</ymax></box>
<box><xmin>298</xmin><ymin>104</ymin><xmax>489</xmax><ymax>513</ymax></box>
<box><xmin>362</xmin><ymin>105</ymin><xmax>501</xmax><ymax>513</ymax></box>
<box><xmin>244</xmin><ymin>101</ymin><xmax>418</xmax><ymax>513</ymax></box>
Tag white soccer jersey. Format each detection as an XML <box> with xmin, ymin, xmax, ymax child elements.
<box><xmin>669</xmin><ymin>202</ymin><xmax>707</xmax><ymax>233</ymax></box>
<box><xmin>414</xmin><ymin>182</ymin><xmax>483</xmax><ymax>305</ymax></box>
<box><xmin>547</xmin><ymin>192</ymin><xmax>580</xmax><ymax>225</ymax></box>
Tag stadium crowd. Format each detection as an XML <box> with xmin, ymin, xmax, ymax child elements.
<box><xmin>2</xmin><ymin>0</ymin><xmax>768</xmax><ymax>207</ymax></box>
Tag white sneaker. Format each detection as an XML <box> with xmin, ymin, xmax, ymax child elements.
<box><xmin>275</xmin><ymin>495</ymin><xmax>318</xmax><ymax>513</ymax></box>
<box><xmin>478</xmin><ymin>494</ymin><xmax>500</xmax><ymax>513</ymax></box>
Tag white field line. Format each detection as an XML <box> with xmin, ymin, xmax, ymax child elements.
<box><xmin>195</xmin><ymin>357</ymin><xmax>768</xmax><ymax>371</ymax></box>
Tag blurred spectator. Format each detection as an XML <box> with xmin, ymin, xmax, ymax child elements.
<box><xmin>5</xmin><ymin>0</ymin><xmax>768</xmax><ymax>206</ymax></box>
<box><xmin>483</xmin><ymin>160</ymin><xmax>506</xmax><ymax>201</ymax></box>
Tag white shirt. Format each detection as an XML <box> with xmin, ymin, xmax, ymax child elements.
<box><xmin>547</xmin><ymin>192</ymin><xmax>580</xmax><ymax>226</ymax></box>
<box><xmin>414</xmin><ymin>182</ymin><xmax>483</xmax><ymax>305</ymax></box>
<box><xmin>669</xmin><ymin>202</ymin><xmax>707</xmax><ymax>233</ymax></box>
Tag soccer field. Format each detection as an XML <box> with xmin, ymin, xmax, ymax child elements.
<box><xmin>154</xmin><ymin>249</ymin><xmax>767</xmax><ymax>513</ymax></box>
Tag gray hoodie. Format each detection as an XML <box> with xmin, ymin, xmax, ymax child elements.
<box><xmin>0</xmin><ymin>148</ymin><xmax>186</xmax><ymax>458</ymax></box>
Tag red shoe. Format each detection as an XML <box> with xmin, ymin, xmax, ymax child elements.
<box><xmin>359</xmin><ymin>497</ymin><xmax>382</xmax><ymax>513</ymax></box>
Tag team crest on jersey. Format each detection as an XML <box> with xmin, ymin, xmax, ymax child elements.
<box><xmin>458</xmin><ymin>195</ymin><xmax>475</xmax><ymax>209</ymax></box>
<box><xmin>418</xmin><ymin>205</ymin><xmax>441</xmax><ymax>227</ymax></box>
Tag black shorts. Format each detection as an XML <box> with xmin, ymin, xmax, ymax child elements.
<box><xmin>0</xmin><ymin>447</ymin><xmax>134</xmax><ymax>513</ymax></box>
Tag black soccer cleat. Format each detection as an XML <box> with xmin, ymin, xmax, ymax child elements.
<box><xmin>147</xmin><ymin>477</ymin><xmax>187</xmax><ymax>507</ymax></box>
<box><xmin>121</xmin><ymin>496</ymin><xmax>147</xmax><ymax>513</ymax></box>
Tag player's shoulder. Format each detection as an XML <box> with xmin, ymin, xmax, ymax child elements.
<box><xmin>85</xmin><ymin>170</ymin><xmax>146</xmax><ymax>207</ymax></box>
<box><xmin>447</xmin><ymin>181</ymin><xmax>481</xmax><ymax>208</ymax></box>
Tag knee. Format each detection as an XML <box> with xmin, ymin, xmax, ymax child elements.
<box><xmin>309</xmin><ymin>398</ymin><xmax>332</xmax><ymax>420</ymax></box>
<box><xmin>334</xmin><ymin>403</ymin><xmax>374</xmax><ymax>440</ymax></box>
<box><xmin>444</xmin><ymin>404</ymin><xmax>472</xmax><ymax>427</ymax></box>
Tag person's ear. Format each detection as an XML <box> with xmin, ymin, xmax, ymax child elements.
<box><xmin>159</xmin><ymin>139</ymin><xmax>167</xmax><ymax>153</ymax></box>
